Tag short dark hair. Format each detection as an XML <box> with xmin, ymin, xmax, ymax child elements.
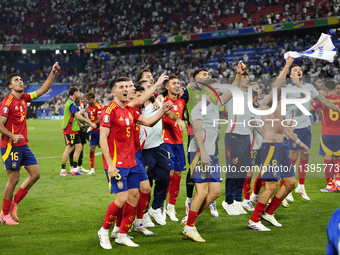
<box><xmin>120</xmin><ymin>77</ymin><xmax>132</xmax><ymax>82</ymax></box>
<box><xmin>109</xmin><ymin>77</ymin><xmax>127</xmax><ymax>91</ymax></box>
<box><xmin>68</xmin><ymin>86</ymin><xmax>79</xmax><ymax>96</ymax></box>
<box><xmin>193</xmin><ymin>68</ymin><xmax>208</xmax><ymax>80</ymax></box>
<box><xmin>85</xmin><ymin>92</ymin><xmax>95</xmax><ymax>99</ymax></box>
<box><xmin>163</xmin><ymin>75</ymin><xmax>178</xmax><ymax>86</ymax></box>
<box><xmin>135</xmin><ymin>80</ymin><xmax>149</xmax><ymax>88</ymax></box>
<box><xmin>136</xmin><ymin>69</ymin><xmax>151</xmax><ymax>82</ymax></box>
<box><xmin>325</xmin><ymin>80</ymin><xmax>336</xmax><ymax>90</ymax></box>
<box><xmin>289</xmin><ymin>64</ymin><xmax>300</xmax><ymax>76</ymax></box>
<box><xmin>135</xmin><ymin>85</ymin><xmax>145</xmax><ymax>93</ymax></box>
<box><xmin>7</xmin><ymin>73</ymin><xmax>21</xmax><ymax>86</ymax></box>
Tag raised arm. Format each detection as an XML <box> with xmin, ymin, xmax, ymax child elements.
<box><xmin>35</xmin><ymin>62</ymin><xmax>61</xmax><ymax>98</ymax></box>
<box><xmin>137</xmin><ymin>100</ymin><xmax>173</xmax><ymax>127</ymax></box>
<box><xmin>128</xmin><ymin>73</ymin><xmax>168</xmax><ymax>108</ymax></box>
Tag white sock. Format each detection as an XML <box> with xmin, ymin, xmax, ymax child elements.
<box><xmin>243</xmin><ymin>199</ymin><xmax>250</xmax><ymax>203</ymax></box>
<box><xmin>112</xmin><ymin>225</ymin><xmax>120</xmax><ymax>233</ymax></box>
<box><xmin>186</xmin><ymin>197</ymin><xmax>193</xmax><ymax>204</ymax></box>
<box><xmin>167</xmin><ymin>204</ymin><xmax>175</xmax><ymax>210</ymax></box>
<box><xmin>91</xmin><ymin>168</ymin><xmax>95</xmax><ymax>172</ymax></box>
<box><xmin>99</xmin><ymin>227</ymin><xmax>109</xmax><ymax>234</ymax></box>
<box><xmin>298</xmin><ymin>184</ymin><xmax>305</xmax><ymax>189</ymax></box>
<box><xmin>134</xmin><ymin>218</ymin><xmax>142</xmax><ymax>225</ymax></box>
<box><xmin>117</xmin><ymin>233</ymin><xmax>126</xmax><ymax>238</ymax></box>
<box><xmin>185</xmin><ymin>225</ymin><xmax>194</xmax><ymax>230</ymax></box>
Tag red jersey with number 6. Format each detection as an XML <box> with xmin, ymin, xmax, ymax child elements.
<box><xmin>100</xmin><ymin>101</ymin><xmax>141</xmax><ymax>168</ymax></box>
<box><xmin>162</xmin><ymin>96</ymin><xmax>186</xmax><ymax>144</ymax></box>
<box><xmin>0</xmin><ymin>93</ymin><xmax>34</xmax><ymax>147</ymax></box>
<box><xmin>312</xmin><ymin>94</ymin><xmax>340</xmax><ymax>135</ymax></box>
<box><xmin>88</xmin><ymin>102</ymin><xmax>102</xmax><ymax>131</ymax></box>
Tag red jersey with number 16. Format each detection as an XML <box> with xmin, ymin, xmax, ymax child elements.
<box><xmin>101</xmin><ymin>101</ymin><xmax>141</xmax><ymax>168</ymax></box>
<box><xmin>0</xmin><ymin>93</ymin><xmax>34</xmax><ymax>148</ymax></box>
<box><xmin>88</xmin><ymin>102</ymin><xmax>102</xmax><ymax>131</ymax></box>
<box><xmin>312</xmin><ymin>94</ymin><xmax>340</xmax><ymax>135</ymax></box>
<box><xmin>162</xmin><ymin>96</ymin><xmax>187</xmax><ymax>144</ymax></box>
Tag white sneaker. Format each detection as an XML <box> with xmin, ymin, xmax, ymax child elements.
<box><xmin>209</xmin><ymin>201</ymin><xmax>219</xmax><ymax>217</ymax></box>
<box><xmin>234</xmin><ymin>201</ymin><xmax>247</xmax><ymax>214</ymax></box>
<box><xmin>250</xmin><ymin>193</ymin><xmax>258</xmax><ymax>204</ymax></box>
<box><xmin>87</xmin><ymin>170</ymin><xmax>95</xmax><ymax>175</ymax></box>
<box><xmin>142</xmin><ymin>212</ymin><xmax>155</xmax><ymax>227</ymax></box>
<box><xmin>181</xmin><ymin>216</ymin><xmax>188</xmax><ymax>226</ymax></box>
<box><xmin>281</xmin><ymin>198</ymin><xmax>289</xmax><ymax>208</ymax></box>
<box><xmin>261</xmin><ymin>212</ymin><xmax>282</xmax><ymax>227</ymax></box>
<box><xmin>182</xmin><ymin>226</ymin><xmax>205</xmax><ymax>242</ymax></box>
<box><xmin>286</xmin><ymin>192</ymin><xmax>294</xmax><ymax>202</ymax></box>
<box><xmin>248</xmin><ymin>220</ymin><xmax>271</xmax><ymax>231</ymax></box>
<box><xmin>79</xmin><ymin>166</ymin><xmax>90</xmax><ymax>173</ymax></box>
<box><xmin>98</xmin><ymin>229</ymin><xmax>112</xmax><ymax>249</ymax></box>
<box><xmin>166</xmin><ymin>208</ymin><xmax>179</xmax><ymax>221</ymax></box>
<box><xmin>115</xmin><ymin>234</ymin><xmax>139</xmax><ymax>247</ymax></box>
<box><xmin>222</xmin><ymin>201</ymin><xmax>240</xmax><ymax>216</ymax></box>
<box><xmin>132</xmin><ymin>220</ymin><xmax>153</xmax><ymax>236</ymax></box>
<box><xmin>242</xmin><ymin>199</ymin><xmax>255</xmax><ymax>211</ymax></box>
<box><xmin>295</xmin><ymin>186</ymin><xmax>311</xmax><ymax>201</ymax></box>
<box><xmin>148</xmin><ymin>208</ymin><xmax>166</xmax><ymax>225</ymax></box>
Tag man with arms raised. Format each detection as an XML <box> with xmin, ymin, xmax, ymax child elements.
<box><xmin>248</xmin><ymin>56</ymin><xmax>309</xmax><ymax>231</ymax></box>
<box><xmin>0</xmin><ymin>63</ymin><xmax>61</xmax><ymax>224</ymax></box>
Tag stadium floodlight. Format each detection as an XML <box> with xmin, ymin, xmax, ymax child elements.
<box><xmin>32</xmin><ymin>49</ymin><xmax>36</xmax><ymax>54</ymax></box>
<box><xmin>55</xmin><ymin>50</ymin><xmax>60</xmax><ymax>54</ymax></box>
<box><xmin>22</xmin><ymin>49</ymin><xmax>27</xmax><ymax>54</ymax></box>
<box><xmin>63</xmin><ymin>50</ymin><xmax>67</xmax><ymax>54</ymax></box>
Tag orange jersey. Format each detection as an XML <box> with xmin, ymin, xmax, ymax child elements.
<box><xmin>312</xmin><ymin>94</ymin><xmax>340</xmax><ymax>135</ymax></box>
<box><xmin>162</xmin><ymin>96</ymin><xmax>187</xmax><ymax>144</ymax></box>
<box><xmin>88</xmin><ymin>102</ymin><xmax>102</xmax><ymax>131</ymax></box>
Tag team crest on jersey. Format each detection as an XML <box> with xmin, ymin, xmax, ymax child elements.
<box><xmin>125</xmin><ymin>118</ymin><xmax>130</xmax><ymax>126</ymax></box>
<box><xmin>129</xmin><ymin>112</ymin><xmax>133</xmax><ymax>121</ymax></box>
<box><xmin>232</xmin><ymin>158</ymin><xmax>239</xmax><ymax>164</ymax></box>
<box><xmin>117</xmin><ymin>181</ymin><xmax>124</xmax><ymax>189</ymax></box>
<box><xmin>12</xmin><ymin>162</ymin><xmax>17</xmax><ymax>169</ymax></box>
<box><xmin>179</xmin><ymin>102</ymin><xmax>183</xmax><ymax>109</ymax></box>
<box><xmin>103</xmin><ymin>115</ymin><xmax>110</xmax><ymax>123</ymax></box>
<box><xmin>2</xmin><ymin>107</ymin><xmax>9</xmax><ymax>113</ymax></box>
<box><xmin>173</xmin><ymin>105</ymin><xmax>178</xmax><ymax>111</ymax></box>
<box><xmin>201</xmin><ymin>171</ymin><xmax>206</xmax><ymax>180</ymax></box>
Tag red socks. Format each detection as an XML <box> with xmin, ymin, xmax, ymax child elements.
<box><xmin>90</xmin><ymin>151</ymin><xmax>95</xmax><ymax>168</ymax></box>
<box><xmin>14</xmin><ymin>187</ymin><xmax>29</xmax><ymax>204</ymax></box>
<box><xmin>324</xmin><ymin>159</ymin><xmax>333</xmax><ymax>185</ymax></box>
<box><xmin>169</xmin><ymin>175</ymin><xmax>181</xmax><ymax>205</ymax></box>
<box><xmin>186</xmin><ymin>210</ymin><xmax>198</xmax><ymax>227</ymax></box>
<box><xmin>243</xmin><ymin>176</ymin><xmax>252</xmax><ymax>200</ymax></box>
<box><xmin>298</xmin><ymin>159</ymin><xmax>309</xmax><ymax>185</ymax></box>
<box><xmin>1</xmin><ymin>199</ymin><xmax>12</xmax><ymax>215</ymax></box>
<box><xmin>119</xmin><ymin>203</ymin><xmax>137</xmax><ymax>234</ymax></box>
<box><xmin>102</xmin><ymin>201</ymin><xmax>122</xmax><ymax>229</ymax></box>
<box><xmin>253</xmin><ymin>172</ymin><xmax>263</xmax><ymax>195</ymax></box>
<box><xmin>266</xmin><ymin>196</ymin><xmax>283</xmax><ymax>215</ymax></box>
<box><xmin>136</xmin><ymin>192</ymin><xmax>150</xmax><ymax>219</ymax></box>
<box><xmin>115</xmin><ymin>206</ymin><xmax>123</xmax><ymax>227</ymax></box>
<box><xmin>333</xmin><ymin>159</ymin><xmax>340</xmax><ymax>182</ymax></box>
<box><xmin>250</xmin><ymin>202</ymin><xmax>266</xmax><ymax>222</ymax></box>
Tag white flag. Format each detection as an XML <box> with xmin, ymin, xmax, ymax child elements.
<box><xmin>284</xmin><ymin>33</ymin><xmax>337</xmax><ymax>62</ymax></box>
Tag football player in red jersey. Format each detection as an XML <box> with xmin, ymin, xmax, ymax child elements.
<box><xmin>97</xmin><ymin>78</ymin><xmax>173</xmax><ymax>249</ymax></box>
<box><xmin>0</xmin><ymin>63</ymin><xmax>60</xmax><ymax>225</ymax></box>
<box><xmin>310</xmin><ymin>80</ymin><xmax>340</xmax><ymax>192</ymax></box>
<box><xmin>162</xmin><ymin>75</ymin><xmax>187</xmax><ymax>221</ymax></box>
<box><xmin>85</xmin><ymin>92</ymin><xmax>102</xmax><ymax>175</ymax></box>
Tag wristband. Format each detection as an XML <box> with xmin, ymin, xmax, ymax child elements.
<box><xmin>176</xmin><ymin>116</ymin><xmax>181</xmax><ymax>120</ymax></box>
<box><xmin>295</xmin><ymin>138</ymin><xmax>301</xmax><ymax>145</ymax></box>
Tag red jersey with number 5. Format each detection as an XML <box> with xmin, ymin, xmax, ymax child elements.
<box><xmin>88</xmin><ymin>102</ymin><xmax>102</xmax><ymax>131</ymax></box>
<box><xmin>100</xmin><ymin>101</ymin><xmax>141</xmax><ymax>168</ymax></box>
<box><xmin>312</xmin><ymin>94</ymin><xmax>340</xmax><ymax>135</ymax></box>
<box><xmin>0</xmin><ymin>93</ymin><xmax>33</xmax><ymax>148</ymax></box>
<box><xmin>162</xmin><ymin>96</ymin><xmax>186</xmax><ymax>144</ymax></box>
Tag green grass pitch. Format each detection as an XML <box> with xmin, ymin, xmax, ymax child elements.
<box><xmin>0</xmin><ymin>119</ymin><xmax>338</xmax><ymax>255</ymax></box>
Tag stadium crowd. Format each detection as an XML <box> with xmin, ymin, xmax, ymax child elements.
<box><xmin>0</xmin><ymin>0</ymin><xmax>337</xmax><ymax>44</ymax></box>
